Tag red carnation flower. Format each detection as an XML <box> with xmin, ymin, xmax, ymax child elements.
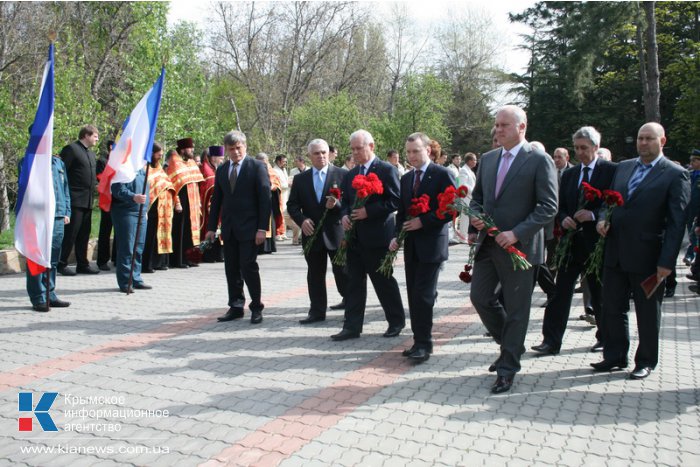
<box><xmin>456</xmin><ymin>185</ymin><xmax>469</xmax><ymax>198</ymax></box>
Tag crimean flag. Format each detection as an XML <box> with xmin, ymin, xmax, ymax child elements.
<box><xmin>14</xmin><ymin>44</ymin><xmax>55</xmax><ymax>276</ymax></box>
<box><xmin>97</xmin><ymin>67</ymin><xmax>165</xmax><ymax>211</ymax></box>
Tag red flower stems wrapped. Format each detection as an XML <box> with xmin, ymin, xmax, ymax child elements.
<box><xmin>303</xmin><ymin>185</ymin><xmax>342</xmax><ymax>256</ymax></box>
<box><xmin>553</xmin><ymin>181</ymin><xmax>600</xmax><ymax>270</ymax></box>
<box><xmin>377</xmin><ymin>194</ymin><xmax>431</xmax><ymax>277</ymax></box>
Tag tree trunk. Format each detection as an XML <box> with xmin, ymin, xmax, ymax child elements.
<box><xmin>0</xmin><ymin>150</ymin><xmax>11</xmax><ymax>232</ymax></box>
<box><xmin>643</xmin><ymin>1</ymin><xmax>661</xmax><ymax>122</ymax></box>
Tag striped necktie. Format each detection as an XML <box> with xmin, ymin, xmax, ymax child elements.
<box><xmin>627</xmin><ymin>162</ymin><xmax>652</xmax><ymax>195</ymax></box>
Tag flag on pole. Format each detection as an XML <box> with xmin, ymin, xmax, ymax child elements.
<box><xmin>14</xmin><ymin>43</ymin><xmax>55</xmax><ymax>276</ymax></box>
<box><xmin>97</xmin><ymin>67</ymin><xmax>165</xmax><ymax>211</ymax></box>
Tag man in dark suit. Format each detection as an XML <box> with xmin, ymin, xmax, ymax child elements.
<box><xmin>331</xmin><ymin>130</ymin><xmax>406</xmax><ymax>341</ymax></box>
<box><xmin>592</xmin><ymin>122</ymin><xmax>689</xmax><ymax>379</ymax></box>
<box><xmin>469</xmin><ymin>105</ymin><xmax>558</xmax><ymax>393</ymax></box>
<box><xmin>389</xmin><ymin>133</ymin><xmax>456</xmax><ymax>362</ymax></box>
<box><xmin>532</xmin><ymin>126</ymin><xmax>617</xmax><ymax>356</ymax></box>
<box><xmin>58</xmin><ymin>125</ymin><xmax>100</xmax><ymax>276</ymax></box>
<box><xmin>287</xmin><ymin>138</ymin><xmax>348</xmax><ymax>324</ymax></box>
<box><xmin>205</xmin><ymin>130</ymin><xmax>271</xmax><ymax>324</ymax></box>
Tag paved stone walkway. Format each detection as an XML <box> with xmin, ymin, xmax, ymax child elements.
<box><xmin>0</xmin><ymin>241</ymin><xmax>698</xmax><ymax>466</ymax></box>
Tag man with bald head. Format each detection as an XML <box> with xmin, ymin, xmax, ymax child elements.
<box><xmin>591</xmin><ymin>122</ymin><xmax>689</xmax><ymax>380</ymax></box>
<box><xmin>469</xmin><ymin>105</ymin><xmax>558</xmax><ymax>393</ymax></box>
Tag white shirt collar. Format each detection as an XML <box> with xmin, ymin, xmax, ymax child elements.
<box><xmin>637</xmin><ymin>153</ymin><xmax>663</xmax><ymax>167</ymax></box>
<box><xmin>503</xmin><ymin>141</ymin><xmax>525</xmax><ymax>158</ymax></box>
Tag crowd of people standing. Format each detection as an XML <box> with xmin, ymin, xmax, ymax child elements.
<box><xmin>22</xmin><ymin>104</ymin><xmax>696</xmax><ymax>394</ymax></box>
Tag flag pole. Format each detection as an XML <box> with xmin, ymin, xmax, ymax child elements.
<box><xmin>126</xmin><ymin>164</ymin><xmax>150</xmax><ymax>294</ymax></box>
<box><xmin>46</xmin><ymin>30</ymin><xmax>56</xmax><ymax>311</ymax></box>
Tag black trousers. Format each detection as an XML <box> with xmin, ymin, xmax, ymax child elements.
<box><xmin>541</xmin><ymin>256</ymin><xmax>603</xmax><ymax>348</ymax></box>
<box><xmin>97</xmin><ymin>208</ymin><xmax>115</xmax><ymax>266</ymax></box>
<box><xmin>342</xmin><ymin>245</ymin><xmax>405</xmax><ymax>334</ymax></box>
<box><xmin>170</xmin><ymin>190</ymin><xmax>193</xmax><ymax>267</ymax></box>
<box><xmin>59</xmin><ymin>206</ymin><xmax>92</xmax><ymax>269</ymax></box>
<box><xmin>305</xmin><ymin>245</ymin><xmax>347</xmax><ymax>317</ymax></box>
<box><xmin>405</xmin><ymin>260</ymin><xmax>441</xmax><ymax>349</ymax></box>
<box><xmin>602</xmin><ymin>265</ymin><xmax>664</xmax><ymax>369</ymax></box>
<box><xmin>223</xmin><ymin>236</ymin><xmax>263</xmax><ymax>312</ymax></box>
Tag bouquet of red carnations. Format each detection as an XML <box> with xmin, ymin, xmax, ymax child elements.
<box><xmin>376</xmin><ymin>194</ymin><xmax>431</xmax><ymax>277</ymax></box>
<box><xmin>437</xmin><ymin>185</ymin><xmax>532</xmax><ymax>271</ymax></box>
<box><xmin>553</xmin><ymin>181</ymin><xmax>601</xmax><ymax>270</ymax></box>
<box><xmin>584</xmin><ymin>189</ymin><xmax>624</xmax><ymax>282</ymax></box>
<box><xmin>332</xmin><ymin>173</ymin><xmax>383</xmax><ymax>266</ymax></box>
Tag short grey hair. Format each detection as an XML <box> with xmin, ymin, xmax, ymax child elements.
<box><xmin>307</xmin><ymin>138</ymin><xmax>329</xmax><ymax>153</ymax></box>
<box><xmin>406</xmin><ymin>132</ymin><xmax>431</xmax><ymax>147</ymax></box>
<box><xmin>349</xmin><ymin>129</ymin><xmax>374</xmax><ymax>146</ymax></box>
<box><xmin>496</xmin><ymin>105</ymin><xmax>527</xmax><ymax>126</ymax></box>
<box><xmin>530</xmin><ymin>141</ymin><xmax>546</xmax><ymax>152</ymax></box>
<box><xmin>224</xmin><ymin>130</ymin><xmax>247</xmax><ymax>146</ymax></box>
<box><xmin>255</xmin><ymin>152</ymin><xmax>269</xmax><ymax>162</ymax></box>
<box><xmin>572</xmin><ymin>126</ymin><xmax>601</xmax><ymax>147</ymax></box>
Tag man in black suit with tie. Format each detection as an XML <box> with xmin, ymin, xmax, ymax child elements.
<box><xmin>592</xmin><ymin>122</ymin><xmax>689</xmax><ymax>379</ymax></box>
<box><xmin>58</xmin><ymin>125</ymin><xmax>100</xmax><ymax>276</ymax></box>
<box><xmin>205</xmin><ymin>130</ymin><xmax>271</xmax><ymax>324</ymax></box>
<box><xmin>532</xmin><ymin>126</ymin><xmax>617</xmax><ymax>357</ymax></box>
<box><xmin>287</xmin><ymin>138</ymin><xmax>348</xmax><ymax>324</ymax></box>
<box><xmin>331</xmin><ymin>130</ymin><xmax>406</xmax><ymax>341</ymax></box>
<box><xmin>389</xmin><ymin>133</ymin><xmax>456</xmax><ymax>362</ymax></box>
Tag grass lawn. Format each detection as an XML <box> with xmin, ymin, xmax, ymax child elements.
<box><xmin>0</xmin><ymin>207</ymin><xmax>101</xmax><ymax>250</ymax></box>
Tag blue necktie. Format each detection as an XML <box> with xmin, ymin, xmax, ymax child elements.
<box><xmin>627</xmin><ymin>162</ymin><xmax>652</xmax><ymax>195</ymax></box>
<box><xmin>314</xmin><ymin>170</ymin><xmax>325</xmax><ymax>202</ymax></box>
<box><xmin>359</xmin><ymin>165</ymin><xmax>365</xmax><ymax>175</ymax></box>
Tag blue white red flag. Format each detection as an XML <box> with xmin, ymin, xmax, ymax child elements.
<box><xmin>14</xmin><ymin>44</ymin><xmax>55</xmax><ymax>276</ymax></box>
<box><xmin>97</xmin><ymin>67</ymin><xmax>165</xmax><ymax>211</ymax></box>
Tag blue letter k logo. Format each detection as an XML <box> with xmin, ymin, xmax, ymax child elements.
<box><xmin>18</xmin><ymin>392</ymin><xmax>58</xmax><ymax>431</ymax></box>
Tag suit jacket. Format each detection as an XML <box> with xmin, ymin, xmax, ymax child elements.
<box><xmin>287</xmin><ymin>164</ymin><xmax>347</xmax><ymax>251</ymax></box>
<box><xmin>470</xmin><ymin>141</ymin><xmax>558</xmax><ymax>265</ymax></box>
<box><xmin>341</xmin><ymin>157</ymin><xmax>400</xmax><ymax>249</ymax></box>
<box><xmin>602</xmin><ymin>156</ymin><xmax>689</xmax><ymax>273</ymax></box>
<box><xmin>558</xmin><ymin>159</ymin><xmax>617</xmax><ymax>260</ymax></box>
<box><xmin>60</xmin><ymin>141</ymin><xmax>97</xmax><ymax>209</ymax></box>
<box><xmin>396</xmin><ymin>163</ymin><xmax>456</xmax><ymax>264</ymax></box>
<box><xmin>208</xmin><ymin>156</ymin><xmax>271</xmax><ymax>242</ymax></box>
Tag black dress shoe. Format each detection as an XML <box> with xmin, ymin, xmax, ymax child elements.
<box><xmin>154</xmin><ymin>266</ymin><xmax>169</xmax><ymax>271</ymax></box>
<box><xmin>331</xmin><ymin>329</ymin><xmax>360</xmax><ymax>341</ymax></box>
<box><xmin>686</xmin><ymin>273</ymin><xmax>698</xmax><ymax>281</ymax></box>
<box><xmin>33</xmin><ymin>303</ymin><xmax>49</xmax><ymax>312</ymax></box>
<box><xmin>58</xmin><ymin>266</ymin><xmax>76</xmax><ymax>276</ymax></box>
<box><xmin>402</xmin><ymin>345</ymin><xmax>433</xmax><ymax>357</ymax></box>
<box><xmin>690</xmin><ymin>284</ymin><xmax>700</xmax><ymax>294</ymax></box>
<box><xmin>98</xmin><ymin>263</ymin><xmax>111</xmax><ymax>271</ymax></box>
<box><xmin>590</xmin><ymin>359</ymin><xmax>628</xmax><ymax>372</ymax></box>
<box><xmin>49</xmin><ymin>299</ymin><xmax>70</xmax><ymax>308</ymax></box>
<box><xmin>329</xmin><ymin>300</ymin><xmax>345</xmax><ymax>310</ymax></box>
<box><xmin>133</xmin><ymin>283</ymin><xmax>152</xmax><ymax>290</ymax></box>
<box><xmin>491</xmin><ymin>375</ymin><xmax>514</xmax><ymax>394</ymax></box>
<box><xmin>383</xmin><ymin>325</ymin><xmax>404</xmax><ymax>337</ymax></box>
<box><xmin>590</xmin><ymin>341</ymin><xmax>604</xmax><ymax>352</ymax></box>
<box><xmin>120</xmin><ymin>287</ymin><xmax>133</xmax><ymax>294</ymax></box>
<box><xmin>531</xmin><ymin>342</ymin><xmax>560</xmax><ymax>355</ymax></box>
<box><xmin>174</xmin><ymin>264</ymin><xmax>190</xmax><ymax>269</ymax></box>
<box><xmin>250</xmin><ymin>310</ymin><xmax>263</xmax><ymax>324</ymax></box>
<box><xmin>76</xmin><ymin>265</ymin><xmax>100</xmax><ymax>274</ymax></box>
<box><xmin>664</xmin><ymin>288</ymin><xmax>675</xmax><ymax>298</ymax></box>
<box><xmin>407</xmin><ymin>348</ymin><xmax>430</xmax><ymax>363</ymax></box>
<box><xmin>218</xmin><ymin>308</ymin><xmax>244</xmax><ymax>322</ymax></box>
<box><xmin>629</xmin><ymin>366</ymin><xmax>652</xmax><ymax>380</ymax></box>
<box><xmin>142</xmin><ymin>268</ymin><xmax>155</xmax><ymax>273</ymax></box>
<box><xmin>299</xmin><ymin>315</ymin><xmax>325</xmax><ymax>324</ymax></box>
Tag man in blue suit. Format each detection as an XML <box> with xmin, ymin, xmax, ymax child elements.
<box><xmin>389</xmin><ymin>133</ymin><xmax>456</xmax><ymax>362</ymax></box>
<box><xmin>205</xmin><ymin>131</ymin><xmax>271</xmax><ymax>324</ymax></box>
